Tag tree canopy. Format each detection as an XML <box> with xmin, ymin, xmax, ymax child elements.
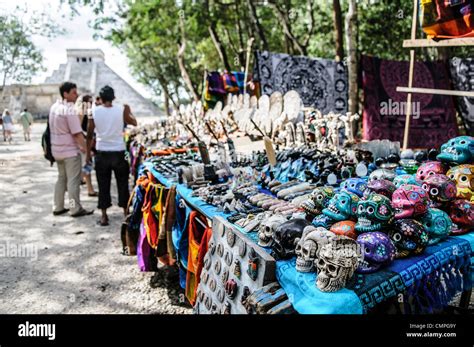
<box><xmin>61</xmin><ymin>1</ymin><xmax>471</xmax><ymax>113</ymax></box>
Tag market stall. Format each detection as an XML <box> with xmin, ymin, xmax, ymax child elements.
<box><xmin>121</xmin><ymin>90</ymin><xmax>473</xmax><ymax>314</ymax></box>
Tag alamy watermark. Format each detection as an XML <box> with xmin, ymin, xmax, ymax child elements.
<box><xmin>0</xmin><ymin>241</ymin><xmax>38</xmax><ymax>261</ymax></box>
<box><xmin>380</xmin><ymin>100</ymin><xmax>421</xmax><ymax>120</ymax></box>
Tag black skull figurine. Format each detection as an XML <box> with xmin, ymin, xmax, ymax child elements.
<box><xmin>271</xmin><ymin>218</ymin><xmax>311</xmax><ymax>260</ymax></box>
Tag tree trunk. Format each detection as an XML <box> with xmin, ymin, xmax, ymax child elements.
<box><xmin>333</xmin><ymin>0</ymin><xmax>344</xmax><ymax>62</ymax></box>
<box><xmin>345</xmin><ymin>0</ymin><xmax>358</xmax><ymax>115</ymax></box>
<box><xmin>163</xmin><ymin>90</ymin><xmax>170</xmax><ymax>117</ymax></box>
<box><xmin>208</xmin><ymin>23</ymin><xmax>232</xmax><ymax>71</ymax></box>
<box><xmin>268</xmin><ymin>2</ymin><xmax>306</xmax><ymax>56</ymax></box>
<box><xmin>178</xmin><ymin>16</ymin><xmax>200</xmax><ymax>102</ymax></box>
<box><xmin>246</xmin><ymin>0</ymin><xmax>268</xmax><ymax>51</ymax></box>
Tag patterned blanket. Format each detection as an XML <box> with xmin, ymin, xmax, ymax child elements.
<box><xmin>276</xmin><ymin>234</ymin><xmax>473</xmax><ymax>314</ymax></box>
<box><xmin>361</xmin><ymin>55</ymin><xmax>458</xmax><ymax>149</ymax></box>
<box><xmin>253</xmin><ymin>50</ymin><xmax>348</xmax><ymax>114</ymax></box>
<box><xmin>450</xmin><ymin>57</ymin><xmax>474</xmax><ymax>136</ymax></box>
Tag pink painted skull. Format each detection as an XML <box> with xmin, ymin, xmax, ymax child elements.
<box><xmin>421</xmin><ymin>174</ymin><xmax>457</xmax><ymax>205</ymax></box>
<box><xmin>449</xmin><ymin>199</ymin><xmax>474</xmax><ymax>235</ymax></box>
<box><xmin>392</xmin><ymin>184</ymin><xmax>430</xmax><ymax>219</ymax></box>
<box><xmin>416</xmin><ymin>161</ymin><xmax>448</xmax><ymax>181</ymax></box>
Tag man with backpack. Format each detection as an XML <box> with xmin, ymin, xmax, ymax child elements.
<box><xmin>49</xmin><ymin>82</ymin><xmax>93</xmax><ymax>217</ymax></box>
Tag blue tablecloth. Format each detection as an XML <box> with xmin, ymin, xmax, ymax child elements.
<box><xmin>142</xmin><ymin>161</ymin><xmax>474</xmax><ymax>314</ymax></box>
<box><xmin>277</xmin><ymin>235</ymin><xmax>473</xmax><ymax>314</ymax></box>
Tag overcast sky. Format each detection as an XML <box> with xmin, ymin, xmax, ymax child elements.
<box><xmin>0</xmin><ymin>0</ymin><xmax>153</xmax><ymax>99</ymax></box>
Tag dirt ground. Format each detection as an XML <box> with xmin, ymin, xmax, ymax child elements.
<box><xmin>0</xmin><ymin>122</ymin><xmax>191</xmax><ymax>314</ymax></box>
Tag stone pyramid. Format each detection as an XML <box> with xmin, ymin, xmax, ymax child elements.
<box><xmin>45</xmin><ymin>49</ymin><xmax>162</xmax><ymax>117</ymax></box>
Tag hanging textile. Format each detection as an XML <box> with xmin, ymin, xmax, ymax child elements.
<box><xmin>253</xmin><ymin>50</ymin><xmax>348</xmax><ymax>113</ymax></box>
<box><xmin>420</xmin><ymin>0</ymin><xmax>474</xmax><ymax>39</ymax></box>
<box><xmin>156</xmin><ymin>185</ymin><xmax>177</xmax><ymax>266</ymax></box>
<box><xmin>450</xmin><ymin>57</ymin><xmax>474</xmax><ymax>135</ymax></box>
<box><xmin>203</xmin><ymin>71</ymin><xmax>226</xmax><ymax>110</ymax></box>
<box><xmin>185</xmin><ymin>211</ymin><xmax>212</xmax><ymax>306</ymax></box>
<box><xmin>141</xmin><ymin>182</ymin><xmax>166</xmax><ymax>250</ymax></box>
<box><xmin>361</xmin><ymin>55</ymin><xmax>458</xmax><ymax>149</ymax></box>
<box><xmin>222</xmin><ymin>71</ymin><xmax>240</xmax><ymax>94</ymax></box>
<box><xmin>232</xmin><ymin>71</ymin><xmax>246</xmax><ymax>92</ymax></box>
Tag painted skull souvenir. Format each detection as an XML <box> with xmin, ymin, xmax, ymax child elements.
<box><xmin>322</xmin><ymin>191</ymin><xmax>359</xmax><ymax>222</ymax></box>
<box><xmin>300</xmin><ymin>199</ymin><xmax>320</xmax><ymax>217</ymax></box>
<box><xmin>312</xmin><ymin>214</ymin><xmax>335</xmax><ymax>229</ymax></box>
<box><xmin>391</xmin><ymin>184</ymin><xmax>430</xmax><ymax>219</ymax></box>
<box><xmin>310</xmin><ymin>186</ymin><xmax>335</xmax><ymax>211</ymax></box>
<box><xmin>446</xmin><ymin>165</ymin><xmax>474</xmax><ymax>202</ymax></box>
<box><xmin>257</xmin><ymin>214</ymin><xmax>287</xmax><ymax>247</ymax></box>
<box><xmin>449</xmin><ymin>199</ymin><xmax>474</xmax><ymax>235</ymax></box>
<box><xmin>356</xmin><ymin>232</ymin><xmax>396</xmax><ymax>273</ymax></box>
<box><xmin>437</xmin><ymin>136</ymin><xmax>474</xmax><ymax>164</ymax></box>
<box><xmin>295</xmin><ymin>226</ymin><xmax>337</xmax><ymax>272</ymax></box>
<box><xmin>355</xmin><ymin>193</ymin><xmax>394</xmax><ymax>233</ymax></box>
<box><xmin>316</xmin><ymin>238</ymin><xmax>361</xmax><ymax>292</ymax></box>
<box><xmin>272</xmin><ymin>218</ymin><xmax>311</xmax><ymax>260</ymax></box>
<box><xmin>369</xmin><ymin>169</ymin><xmax>396</xmax><ymax>182</ymax></box>
<box><xmin>416</xmin><ymin>161</ymin><xmax>448</xmax><ymax>181</ymax></box>
<box><xmin>393</xmin><ymin>174</ymin><xmax>421</xmax><ymax>188</ymax></box>
<box><xmin>420</xmin><ymin>208</ymin><xmax>452</xmax><ymax>245</ymax></box>
<box><xmin>421</xmin><ymin>174</ymin><xmax>457</xmax><ymax>206</ymax></box>
<box><xmin>330</xmin><ymin>221</ymin><xmax>357</xmax><ymax>240</ymax></box>
<box><xmin>340</xmin><ymin>178</ymin><xmax>367</xmax><ymax>198</ymax></box>
<box><xmin>389</xmin><ymin>219</ymin><xmax>429</xmax><ymax>258</ymax></box>
<box><xmin>363</xmin><ymin>179</ymin><xmax>396</xmax><ymax>199</ymax></box>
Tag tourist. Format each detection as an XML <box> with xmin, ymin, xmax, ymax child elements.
<box><xmin>86</xmin><ymin>85</ymin><xmax>137</xmax><ymax>226</ymax></box>
<box><xmin>76</xmin><ymin>95</ymin><xmax>97</xmax><ymax>197</ymax></box>
<box><xmin>2</xmin><ymin>109</ymin><xmax>14</xmax><ymax>144</ymax></box>
<box><xmin>49</xmin><ymin>81</ymin><xmax>94</xmax><ymax>217</ymax></box>
<box><xmin>19</xmin><ymin>109</ymin><xmax>34</xmax><ymax>142</ymax></box>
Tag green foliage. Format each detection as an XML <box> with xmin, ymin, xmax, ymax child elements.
<box><xmin>64</xmin><ymin>0</ymin><xmax>472</xmax><ymax>106</ymax></box>
<box><xmin>0</xmin><ymin>7</ymin><xmax>64</xmax><ymax>87</ymax></box>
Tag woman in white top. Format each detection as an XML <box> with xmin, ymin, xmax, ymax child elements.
<box><xmin>86</xmin><ymin>85</ymin><xmax>137</xmax><ymax>226</ymax></box>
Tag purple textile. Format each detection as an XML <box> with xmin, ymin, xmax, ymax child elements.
<box><xmin>361</xmin><ymin>55</ymin><xmax>458</xmax><ymax>149</ymax></box>
<box><xmin>137</xmin><ymin>221</ymin><xmax>157</xmax><ymax>272</ymax></box>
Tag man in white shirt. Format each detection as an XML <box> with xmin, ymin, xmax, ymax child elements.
<box><xmin>86</xmin><ymin>85</ymin><xmax>137</xmax><ymax>226</ymax></box>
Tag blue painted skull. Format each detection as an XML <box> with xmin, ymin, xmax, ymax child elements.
<box><xmin>437</xmin><ymin>136</ymin><xmax>474</xmax><ymax>164</ymax></box>
<box><xmin>393</xmin><ymin>174</ymin><xmax>421</xmax><ymax>188</ymax></box>
<box><xmin>355</xmin><ymin>193</ymin><xmax>394</xmax><ymax>233</ymax></box>
<box><xmin>340</xmin><ymin>178</ymin><xmax>367</xmax><ymax>198</ymax></box>
<box><xmin>312</xmin><ymin>214</ymin><xmax>335</xmax><ymax>229</ymax></box>
<box><xmin>323</xmin><ymin>191</ymin><xmax>359</xmax><ymax>222</ymax></box>
<box><xmin>356</xmin><ymin>232</ymin><xmax>396</xmax><ymax>273</ymax></box>
<box><xmin>420</xmin><ymin>208</ymin><xmax>452</xmax><ymax>245</ymax></box>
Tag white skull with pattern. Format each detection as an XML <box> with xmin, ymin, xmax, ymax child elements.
<box><xmin>295</xmin><ymin>226</ymin><xmax>336</xmax><ymax>273</ymax></box>
<box><xmin>316</xmin><ymin>238</ymin><xmax>361</xmax><ymax>292</ymax></box>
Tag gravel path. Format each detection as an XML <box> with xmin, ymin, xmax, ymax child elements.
<box><xmin>0</xmin><ymin>122</ymin><xmax>192</xmax><ymax>314</ymax></box>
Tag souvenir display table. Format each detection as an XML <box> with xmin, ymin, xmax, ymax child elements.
<box><xmin>123</xmin><ymin>92</ymin><xmax>473</xmax><ymax>315</ymax></box>
<box><xmin>134</xmin><ymin>155</ymin><xmax>473</xmax><ymax>314</ymax></box>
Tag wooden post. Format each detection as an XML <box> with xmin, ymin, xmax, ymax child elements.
<box><xmin>402</xmin><ymin>0</ymin><xmax>419</xmax><ymax>150</ymax></box>
<box><xmin>243</xmin><ymin>37</ymin><xmax>254</xmax><ymax>95</ymax></box>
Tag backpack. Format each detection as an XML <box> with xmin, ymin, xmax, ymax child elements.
<box><xmin>42</xmin><ymin>121</ymin><xmax>55</xmax><ymax>166</ymax></box>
